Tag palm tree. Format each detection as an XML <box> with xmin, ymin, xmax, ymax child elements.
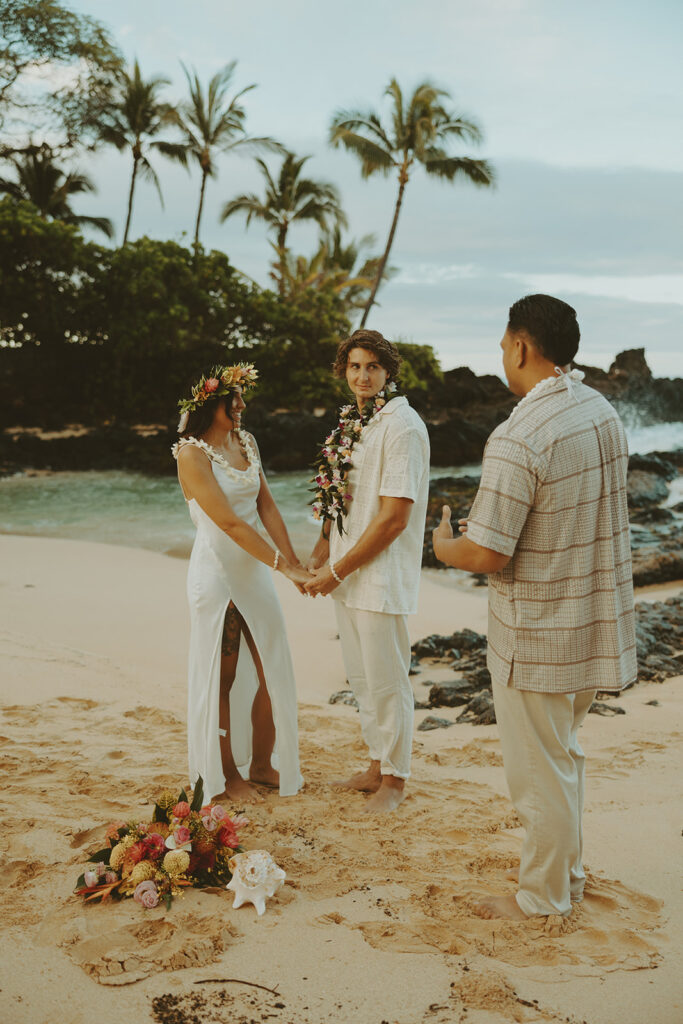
<box><xmin>175</xmin><ymin>61</ymin><xmax>282</xmax><ymax>246</ymax></box>
<box><xmin>220</xmin><ymin>151</ymin><xmax>347</xmax><ymax>295</ymax></box>
<box><xmin>99</xmin><ymin>60</ymin><xmax>187</xmax><ymax>244</ymax></box>
<box><xmin>0</xmin><ymin>144</ymin><xmax>113</xmax><ymax>238</ymax></box>
<box><xmin>330</xmin><ymin>79</ymin><xmax>495</xmax><ymax>326</ymax></box>
<box><xmin>273</xmin><ymin>227</ymin><xmax>395</xmax><ymax>310</ymax></box>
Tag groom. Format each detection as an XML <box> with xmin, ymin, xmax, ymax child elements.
<box><xmin>305</xmin><ymin>329</ymin><xmax>430</xmax><ymax>813</ymax></box>
<box><xmin>433</xmin><ymin>294</ymin><xmax>636</xmax><ymax>918</ymax></box>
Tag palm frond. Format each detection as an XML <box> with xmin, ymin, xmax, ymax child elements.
<box><xmin>420</xmin><ymin>152</ymin><xmax>495</xmax><ymax>185</ymax></box>
<box><xmin>329</xmin><ymin>128</ymin><xmax>395</xmax><ymax>177</ymax></box>
<box><xmin>152</xmin><ymin>140</ymin><xmax>189</xmax><ymax>166</ymax></box>
<box><xmin>137</xmin><ymin>155</ymin><xmax>164</xmax><ymax>205</ymax></box>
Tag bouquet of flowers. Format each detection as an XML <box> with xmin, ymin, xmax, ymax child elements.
<box><xmin>74</xmin><ymin>777</ymin><xmax>247</xmax><ymax>910</ymax></box>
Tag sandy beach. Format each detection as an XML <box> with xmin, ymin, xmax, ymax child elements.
<box><xmin>0</xmin><ymin>533</ymin><xmax>680</xmax><ymax>1024</ymax></box>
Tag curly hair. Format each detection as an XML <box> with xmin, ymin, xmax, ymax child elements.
<box><xmin>508</xmin><ymin>294</ymin><xmax>580</xmax><ymax>365</ymax></box>
<box><xmin>333</xmin><ymin>329</ymin><xmax>402</xmax><ymax>381</ymax></box>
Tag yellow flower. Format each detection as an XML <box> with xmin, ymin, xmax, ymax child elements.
<box><xmin>155</xmin><ymin>790</ymin><xmax>177</xmax><ymax>811</ymax></box>
<box><xmin>163</xmin><ymin>850</ymin><xmax>190</xmax><ymax>876</ymax></box>
<box><xmin>129</xmin><ymin>861</ymin><xmax>157</xmax><ymax>886</ymax></box>
<box><xmin>109</xmin><ymin>843</ymin><xmax>127</xmax><ymax>870</ymax></box>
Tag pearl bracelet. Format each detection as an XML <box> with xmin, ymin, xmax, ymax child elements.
<box><xmin>273</xmin><ymin>548</ymin><xmax>280</xmax><ymax>571</ymax></box>
<box><xmin>330</xmin><ymin>562</ymin><xmax>343</xmax><ymax>584</ymax></box>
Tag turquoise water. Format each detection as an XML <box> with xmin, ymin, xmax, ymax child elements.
<box><xmin>1</xmin><ymin>421</ymin><xmax>681</xmax><ymax>558</ymax></box>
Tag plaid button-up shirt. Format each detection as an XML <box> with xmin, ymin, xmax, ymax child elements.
<box><xmin>467</xmin><ymin>378</ymin><xmax>637</xmax><ymax>693</ymax></box>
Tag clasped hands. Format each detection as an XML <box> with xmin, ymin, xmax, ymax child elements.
<box><xmin>281</xmin><ymin>560</ymin><xmax>338</xmax><ymax>597</ymax></box>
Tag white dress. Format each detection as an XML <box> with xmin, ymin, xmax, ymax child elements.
<box><xmin>172</xmin><ymin>431</ymin><xmax>303</xmax><ymax>801</ymax></box>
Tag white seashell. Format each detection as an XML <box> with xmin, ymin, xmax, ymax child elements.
<box><xmin>226</xmin><ymin>850</ymin><xmax>286</xmax><ymax>916</ymax></box>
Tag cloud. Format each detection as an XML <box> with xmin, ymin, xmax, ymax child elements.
<box><xmin>504</xmin><ymin>273</ymin><xmax>683</xmax><ymax>307</ymax></box>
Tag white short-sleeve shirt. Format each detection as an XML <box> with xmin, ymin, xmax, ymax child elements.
<box><xmin>330</xmin><ymin>396</ymin><xmax>430</xmax><ymax>615</ymax></box>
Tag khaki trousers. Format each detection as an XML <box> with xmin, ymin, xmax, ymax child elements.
<box><xmin>334</xmin><ymin>602</ymin><xmax>413</xmax><ymax>780</ymax></box>
<box><xmin>493</xmin><ymin>682</ymin><xmax>596</xmax><ymax>917</ymax></box>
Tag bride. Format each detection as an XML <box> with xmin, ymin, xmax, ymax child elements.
<box><xmin>172</xmin><ymin>364</ymin><xmax>308</xmax><ymax>803</ymax></box>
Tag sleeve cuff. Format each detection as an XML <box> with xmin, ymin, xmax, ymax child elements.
<box><xmin>466</xmin><ymin>521</ymin><xmax>517</xmax><ymax>557</ymax></box>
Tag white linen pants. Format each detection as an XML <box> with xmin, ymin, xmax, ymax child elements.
<box><xmin>493</xmin><ymin>682</ymin><xmax>596</xmax><ymax>917</ymax></box>
<box><xmin>334</xmin><ymin>601</ymin><xmax>413</xmax><ymax>779</ymax></box>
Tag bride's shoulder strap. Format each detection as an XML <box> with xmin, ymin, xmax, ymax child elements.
<box><xmin>171</xmin><ymin>436</ymin><xmax>214</xmax><ymax>462</ymax></box>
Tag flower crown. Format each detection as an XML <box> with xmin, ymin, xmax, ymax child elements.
<box><xmin>177</xmin><ymin>363</ymin><xmax>258</xmax><ymax>432</ymax></box>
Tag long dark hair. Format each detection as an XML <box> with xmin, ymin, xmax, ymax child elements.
<box><xmin>179</xmin><ymin>391</ymin><xmax>238</xmax><ymax>438</ymax></box>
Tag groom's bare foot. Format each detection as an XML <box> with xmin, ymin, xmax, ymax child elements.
<box><xmin>221</xmin><ymin>776</ymin><xmax>264</xmax><ymax>804</ymax></box>
<box><xmin>249</xmin><ymin>763</ymin><xmax>279</xmax><ymax>789</ymax></box>
<box><xmin>473</xmin><ymin>893</ymin><xmax>528</xmax><ymax>920</ymax></box>
<box><xmin>362</xmin><ymin>777</ymin><xmax>405</xmax><ymax>814</ymax></box>
<box><xmin>332</xmin><ymin>763</ymin><xmax>382</xmax><ymax>793</ymax></box>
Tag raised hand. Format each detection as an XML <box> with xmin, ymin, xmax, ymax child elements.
<box><xmin>433</xmin><ymin>505</ymin><xmax>454</xmax><ymax>541</ymax></box>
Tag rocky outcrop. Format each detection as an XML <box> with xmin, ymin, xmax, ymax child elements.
<box><xmin>424</xmin><ymin>447</ymin><xmax>683</xmax><ymax>585</ymax></box>
<box><xmin>2</xmin><ymin>349</ymin><xmax>680</xmax><ymax>475</ymax></box>
<box><xmin>411</xmin><ymin>595</ymin><xmax>682</xmax><ymax>727</ymax></box>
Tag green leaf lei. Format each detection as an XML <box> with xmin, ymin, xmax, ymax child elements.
<box><xmin>311</xmin><ymin>383</ymin><xmax>399</xmax><ymax>536</ymax></box>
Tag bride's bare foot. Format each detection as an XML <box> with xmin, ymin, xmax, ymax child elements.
<box><xmin>332</xmin><ymin>763</ymin><xmax>382</xmax><ymax>792</ymax></box>
<box><xmin>473</xmin><ymin>893</ymin><xmax>528</xmax><ymax>920</ymax></box>
<box><xmin>362</xmin><ymin>777</ymin><xmax>405</xmax><ymax>814</ymax></box>
<box><xmin>249</xmin><ymin>763</ymin><xmax>280</xmax><ymax>789</ymax></box>
<box><xmin>221</xmin><ymin>776</ymin><xmax>264</xmax><ymax>804</ymax></box>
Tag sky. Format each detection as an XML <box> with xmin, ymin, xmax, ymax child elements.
<box><xmin>63</xmin><ymin>0</ymin><xmax>683</xmax><ymax>376</ymax></box>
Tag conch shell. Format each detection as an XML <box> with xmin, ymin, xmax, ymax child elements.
<box><xmin>226</xmin><ymin>850</ymin><xmax>285</xmax><ymax>916</ymax></box>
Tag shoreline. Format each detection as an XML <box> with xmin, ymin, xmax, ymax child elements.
<box><xmin>1</xmin><ymin>534</ymin><xmax>681</xmax><ymax>1024</ymax></box>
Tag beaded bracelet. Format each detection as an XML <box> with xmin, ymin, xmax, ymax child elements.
<box><xmin>273</xmin><ymin>548</ymin><xmax>280</xmax><ymax>571</ymax></box>
<box><xmin>330</xmin><ymin>562</ymin><xmax>343</xmax><ymax>584</ymax></box>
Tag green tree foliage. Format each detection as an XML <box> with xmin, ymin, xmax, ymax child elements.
<box><xmin>174</xmin><ymin>61</ymin><xmax>281</xmax><ymax>246</ymax></box>
<box><xmin>0</xmin><ymin>0</ymin><xmax>122</xmax><ymax>156</ymax></box>
<box><xmin>220</xmin><ymin>151</ymin><xmax>347</xmax><ymax>295</ymax></box>
<box><xmin>0</xmin><ymin>196</ymin><xmax>92</xmax><ymax>351</ymax></box>
<box><xmin>0</xmin><ymin>199</ymin><xmax>359</xmax><ymax>424</ymax></box>
<box><xmin>0</xmin><ymin>144</ymin><xmax>113</xmax><ymax>237</ymax></box>
<box><xmin>98</xmin><ymin>60</ymin><xmax>187</xmax><ymax>244</ymax></box>
<box><xmin>330</xmin><ymin>78</ymin><xmax>495</xmax><ymax>325</ymax></box>
<box><xmin>272</xmin><ymin>227</ymin><xmax>396</xmax><ymax>314</ymax></box>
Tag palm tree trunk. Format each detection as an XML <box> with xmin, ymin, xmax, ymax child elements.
<box><xmin>123</xmin><ymin>155</ymin><xmax>139</xmax><ymax>245</ymax></box>
<box><xmin>276</xmin><ymin>224</ymin><xmax>288</xmax><ymax>298</ymax></box>
<box><xmin>360</xmin><ymin>168</ymin><xmax>408</xmax><ymax>328</ymax></box>
<box><xmin>194</xmin><ymin>169</ymin><xmax>208</xmax><ymax>247</ymax></box>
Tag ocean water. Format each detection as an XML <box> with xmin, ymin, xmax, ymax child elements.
<box><xmin>1</xmin><ymin>422</ymin><xmax>681</xmax><ymax>558</ymax></box>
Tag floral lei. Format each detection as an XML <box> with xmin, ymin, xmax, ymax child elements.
<box><xmin>312</xmin><ymin>382</ymin><xmax>398</xmax><ymax>536</ymax></box>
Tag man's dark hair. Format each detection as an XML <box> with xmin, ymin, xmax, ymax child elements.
<box><xmin>333</xmin><ymin>329</ymin><xmax>402</xmax><ymax>381</ymax></box>
<box><xmin>507</xmin><ymin>294</ymin><xmax>580</xmax><ymax>365</ymax></box>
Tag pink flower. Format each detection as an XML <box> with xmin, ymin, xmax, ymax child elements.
<box><xmin>105</xmin><ymin>821</ymin><xmax>126</xmax><ymax>843</ymax></box>
<box><xmin>133</xmin><ymin>880</ymin><xmax>159</xmax><ymax>909</ymax></box>
<box><xmin>231</xmin><ymin>814</ymin><xmax>250</xmax><ymax>829</ymax></box>
<box><xmin>174</xmin><ymin>826</ymin><xmax>191</xmax><ymax>845</ymax></box>
<box><xmin>204</xmin><ymin>378</ymin><xmax>220</xmax><ymax>393</ymax></box>
<box><xmin>128</xmin><ymin>841</ymin><xmax>148</xmax><ymax>865</ymax></box>
<box><xmin>104</xmin><ymin>871</ymin><xmax>118</xmax><ymax>884</ymax></box>
<box><xmin>217</xmin><ymin>824</ymin><xmax>239</xmax><ymax>849</ymax></box>
<box><xmin>83</xmin><ymin>869</ymin><xmax>99</xmax><ymax>888</ymax></box>
<box><xmin>96</xmin><ymin>861</ymin><xmax>107</xmax><ymax>877</ymax></box>
<box><xmin>210</xmin><ymin>805</ymin><xmax>227</xmax><ymax>821</ymax></box>
<box><xmin>172</xmin><ymin>801</ymin><xmax>191</xmax><ymax>819</ymax></box>
<box><xmin>145</xmin><ymin>833</ymin><xmax>166</xmax><ymax>860</ymax></box>
<box><xmin>201</xmin><ymin>815</ymin><xmax>218</xmax><ymax>831</ymax></box>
